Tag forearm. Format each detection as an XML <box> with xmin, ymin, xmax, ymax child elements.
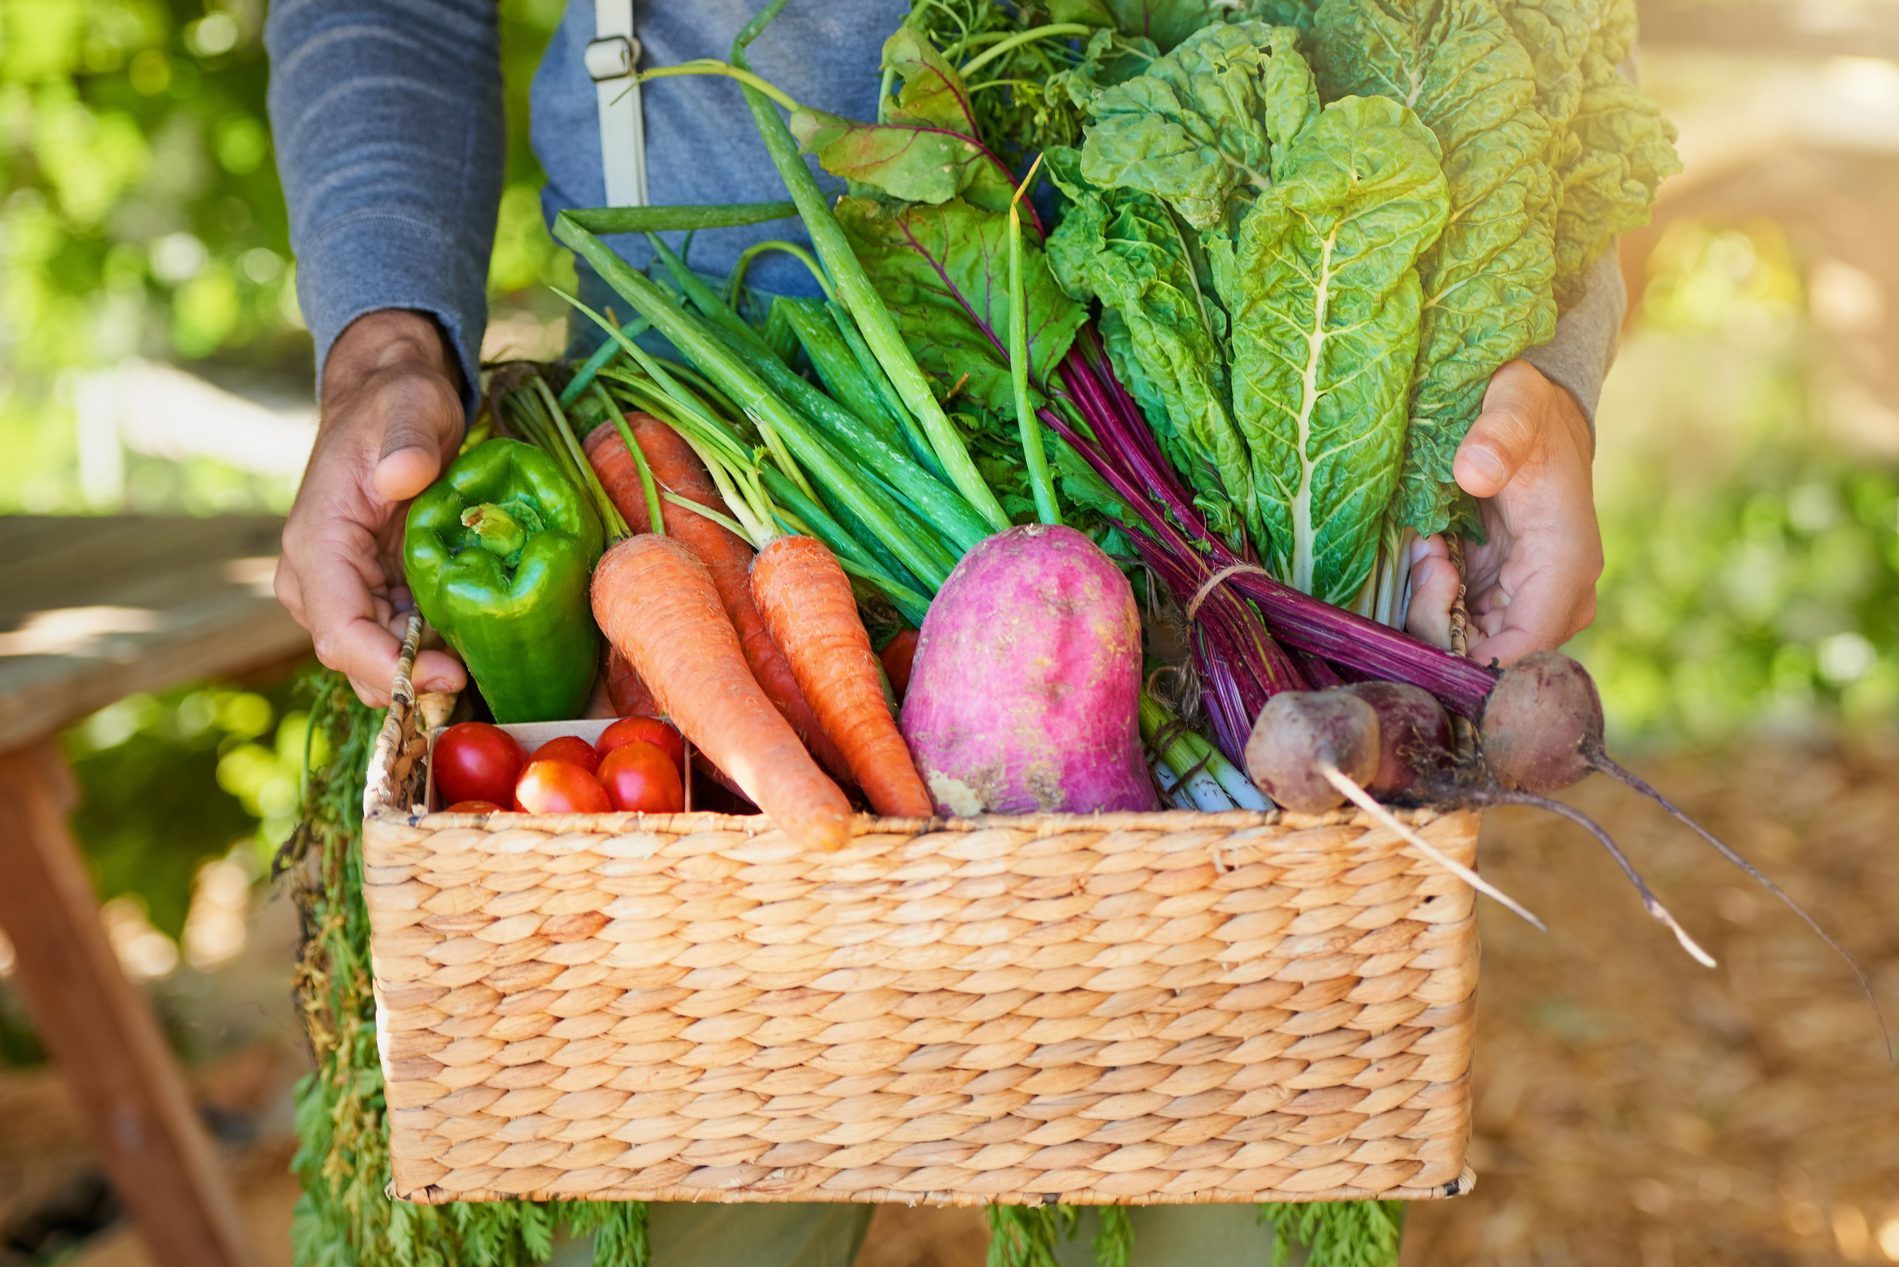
<box><xmin>266</xmin><ymin>0</ymin><xmax>504</xmax><ymax>411</ymax></box>
<box><xmin>1521</xmin><ymin>245</ymin><xmax>1627</xmax><ymax>426</ymax></box>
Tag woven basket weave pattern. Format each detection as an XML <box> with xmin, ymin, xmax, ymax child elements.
<box><xmin>363</xmin><ymin>624</ymin><xmax>1479</xmax><ymax>1206</ymax></box>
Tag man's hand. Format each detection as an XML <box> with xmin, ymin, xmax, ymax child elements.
<box><xmin>1406</xmin><ymin>359</ymin><xmax>1604</xmax><ymax>666</ymax></box>
<box><xmin>276</xmin><ymin>309</ymin><xmax>469</xmax><ymax>705</ymax></box>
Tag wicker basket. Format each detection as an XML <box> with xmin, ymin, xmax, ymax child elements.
<box><xmin>362</xmin><ymin>619</ymin><xmax>1480</xmax><ymax>1207</ymax></box>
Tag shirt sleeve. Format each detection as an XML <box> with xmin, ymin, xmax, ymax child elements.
<box><xmin>265</xmin><ymin>0</ymin><xmax>504</xmax><ymax>411</ymax></box>
<box><xmin>1520</xmin><ymin>245</ymin><xmax>1627</xmax><ymax>427</ymax></box>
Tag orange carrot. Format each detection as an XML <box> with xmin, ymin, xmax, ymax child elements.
<box><xmin>879</xmin><ymin>629</ymin><xmax>920</xmax><ymax>701</ymax></box>
<box><xmin>592</xmin><ymin>535</ymin><xmax>850</xmax><ymax>850</ymax></box>
<box><xmin>584</xmin><ymin>417</ymin><xmax>854</xmax><ymax>783</ymax></box>
<box><xmin>604</xmin><ymin>644</ymin><xmax>751</xmax><ymax>804</ymax></box>
<box><xmin>603</xmin><ymin>646</ymin><xmax>659</xmax><ymax>717</ymax></box>
<box><xmin>751</xmin><ymin>535</ymin><xmax>933</xmax><ymax>819</ymax></box>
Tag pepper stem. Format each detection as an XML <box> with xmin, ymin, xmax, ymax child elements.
<box><xmin>462</xmin><ymin>502</ymin><xmax>528</xmax><ymax>557</ymax></box>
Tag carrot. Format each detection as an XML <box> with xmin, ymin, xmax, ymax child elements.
<box><xmin>603</xmin><ymin>645</ymin><xmax>755</xmax><ymax>804</ymax></box>
<box><xmin>592</xmin><ymin>535</ymin><xmax>850</xmax><ymax>850</ymax></box>
<box><xmin>750</xmin><ymin>535</ymin><xmax>933</xmax><ymax>819</ymax></box>
<box><xmin>584</xmin><ymin>416</ymin><xmax>854</xmax><ymax>783</ymax></box>
<box><xmin>603</xmin><ymin>647</ymin><xmax>659</xmax><ymax>717</ymax></box>
<box><xmin>879</xmin><ymin>629</ymin><xmax>920</xmax><ymax>701</ymax></box>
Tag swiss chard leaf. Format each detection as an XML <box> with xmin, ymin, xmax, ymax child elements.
<box><xmin>836</xmin><ymin>195</ymin><xmax>1088</xmax><ymax>420</ymax></box>
<box><xmin>1049</xmin><ymin>0</ymin><xmax>1234</xmax><ymax>51</ymax></box>
<box><xmin>1594</xmin><ymin>0</ymin><xmax>1640</xmax><ymax>67</ymax></box>
<box><xmin>1500</xmin><ymin>0</ymin><xmax>1595</xmax><ymax>315</ymax></box>
<box><xmin>1046</xmin><ymin>151</ymin><xmax>1252</xmax><ymax>544</ymax></box>
<box><xmin>1313</xmin><ymin>0</ymin><xmax>1557</xmax><ymax>539</ymax></box>
<box><xmin>1502</xmin><ymin>0</ymin><xmax>1596</xmax><ymax>126</ymax></box>
<box><xmin>1049</xmin><ymin>0</ymin><xmax>1322</xmax><ymax>46</ymax></box>
<box><xmin>1551</xmin><ymin>50</ymin><xmax>1679</xmax><ymax>302</ymax></box>
<box><xmin>1076</xmin><ymin>21</ymin><xmax>1317</xmax><ymax>229</ymax></box>
<box><xmin>1219</xmin><ymin>93</ymin><xmax>1449</xmax><ymax>605</ymax></box>
<box><xmin>792</xmin><ymin>26</ymin><xmax>1014</xmax><ymax>211</ymax></box>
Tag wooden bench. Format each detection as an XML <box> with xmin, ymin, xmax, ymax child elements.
<box><xmin>0</xmin><ymin>514</ymin><xmax>311</xmax><ymax>1267</ymax></box>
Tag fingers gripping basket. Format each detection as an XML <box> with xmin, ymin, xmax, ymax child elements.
<box><xmin>361</xmin><ymin>619</ymin><xmax>1481</xmax><ymax>1206</ymax></box>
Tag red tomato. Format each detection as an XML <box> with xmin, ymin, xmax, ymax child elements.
<box><xmin>434</xmin><ymin>723</ymin><xmax>526</xmax><ymax>807</ymax></box>
<box><xmin>596</xmin><ymin>715</ymin><xmax>686</xmax><ymax>773</ymax></box>
<box><xmin>596</xmin><ymin>742</ymin><xmax>685</xmax><ymax>814</ymax></box>
<box><xmin>514</xmin><ymin>760</ymin><xmax>611</xmax><ymax>814</ymax></box>
<box><xmin>444</xmin><ymin>800</ymin><xmax>502</xmax><ymax>814</ymax></box>
<box><xmin>879</xmin><ymin>629</ymin><xmax>920</xmax><ymax>700</ymax></box>
<box><xmin>532</xmin><ymin>734</ymin><xmax>602</xmax><ymax>774</ymax></box>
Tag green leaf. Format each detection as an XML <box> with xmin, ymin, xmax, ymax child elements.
<box><xmin>1550</xmin><ymin>50</ymin><xmax>1680</xmax><ymax>302</ymax></box>
<box><xmin>1500</xmin><ymin>0</ymin><xmax>1596</xmax><ymax>126</ymax></box>
<box><xmin>1046</xmin><ymin>150</ymin><xmax>1250</xmax><ymax>543</ymax></box>
<box><xmin>1076</xmin><ymin>21</ymin><xmax>1317</xmax><ymax>229</ymax></box>
<box><xmin>1048</xmin><ymin>0</ymin><xmax>1234</xmax><ymax>51</ymax></box>
<box><xmin>1049</xmin><ymin>0</ymin><xmax>1319</xmax><ymax>48</ymax></box>
<box><xmin>836</xmin><ymin>195</ymin><xmax>1088</xmax><ymax>420</ymax></box>
<box><xmin>1219</xmin><ymin>93</ymin><xmax>1449</xmax><ymax>604</ymax></box>
<box><xmin>792</xmin><ymin>26</ymin><xmax>1013</xmax><ymax>211</ymax></box>
<box><xmin>882</xmin><ymin>24</ymin><xmax>986</xmax><ymax>131</ymax></box>
<box><xmin>1258</xmin><ymin>1200</ymin><xmax>1404</xmax><ymax>1267</ymax></box>
<box><xmin>1593</xmin><ymin>0</ymin><xmax>1640</xmax><ymax>67</ymax></box>
<box><xmin>1243</xmin><ymin>0</ymin><xmax>1324</xmax><ymax>29</ymax></box>
<box><xmin>1312</xmin><ymin>0</ymin><xmax>1559</xmax><ymax>538</ymax></box>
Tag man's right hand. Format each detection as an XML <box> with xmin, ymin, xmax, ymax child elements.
<box><xmin>276</xmin><ymin>309</ymin><xmax>469</xmax><ymax>706</ymax></box>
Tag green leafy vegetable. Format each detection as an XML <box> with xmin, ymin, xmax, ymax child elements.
<box><xmin>1074</xmin><ymin>21</ymin><xmax>1314</xmax><ymax>229</ymax></box>
<box><xmin>1551</xmin><ymin>49</ymin><xmax>1681</xmax><ymax>301</ymax></box>
<box><xmin>1312</xmin><ymin>0</ymin><xmax>1558</xmax><ymax>543</ymax></box>
<box><xmin>1046</xmin><ymin>151</ymin><xmax>1251</xmax><ymax>541</ymax></box>
<box><xmin>1219</xmin><ymin>93</ymin><xmax>1449</xmax><ymax>604</ymax></box>
<box><xmin>836</xmin><ymin>194</ymin><xmax>1088</xmax><ymax>419</ymax></box>
<box><xmin>1052</xmin><ymin>0</ymin><xmax>1249</xmax><ymax>51</ymax></box>
<box><xmin>792</xmin><ymin>27</ymin><xmax>1014</xmax><ymax>211</ymax></box>
<box><xmin>1259</xmin><ymin>1199</ymin><xmax>1404</xmax><ymax>1267</ymax></box>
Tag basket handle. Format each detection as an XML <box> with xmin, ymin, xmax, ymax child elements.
<box><xmin>364</xmin><ymin>613</ymin><xmax>432</xmax><ymax>818</ymax></box>
<box><xmin>1445</xmin><ymin>536</ymin><xmax>1476</xmax><ymax>753</ymax></box>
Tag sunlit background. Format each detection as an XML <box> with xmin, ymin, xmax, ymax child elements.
<box><xmin>1</xmin><ymin>1</ymin><xmax>1895</xmax><ymax>1264</ymax></box>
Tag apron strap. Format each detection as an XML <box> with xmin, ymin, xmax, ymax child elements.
<box><xmin>584</xmin><ymin>0</ymin><xmax>648</xmax><ymax>207</ymax></box>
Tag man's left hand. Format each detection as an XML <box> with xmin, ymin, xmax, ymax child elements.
<box><xmin>1405</xmin><ymin>359</ymin><xmax>1604</xmax><ymax>666</ymax></box>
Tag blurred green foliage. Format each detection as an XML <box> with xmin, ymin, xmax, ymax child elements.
<box><xmin>64</xmin><ymin>679</ymin><xmax>319</xmax><ymax>938</ymax></box>
<box><xmin>0</xmin><ymin>0</ymin><xmax>569</xmax><ymax>512</ymax></box>
<box><xmin>1576</xmin><ymin>219</ymin><xmax>1899</xmax><ymax>743</ymax></box>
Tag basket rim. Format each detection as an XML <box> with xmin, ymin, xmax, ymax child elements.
<box><xmin>387</xmin><ymin>1166</ymin><xmax>1479</xmax><ymax>1207</ymax></box>
<box><xmin>368</xmin><ymin>797</ymin><xmax>1477</xmax><ymax>835</ymax></box>
<box><xmin>365</xmin><ymin>614</ymin><xmax>1481</xmax><ymax>838</ymax></box>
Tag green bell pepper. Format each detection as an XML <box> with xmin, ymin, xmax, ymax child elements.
<box><xmin>404</xmin><ymin>438</ymin><xmax>604</xmax><ymax>722</ymax></box>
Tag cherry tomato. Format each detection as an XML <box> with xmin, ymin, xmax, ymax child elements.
<box><xmin>444</xmin><ymin>800</ymin><xmax>502</xmax><ymax>814</ymax></box>
<box><xmin>532</xmin><ymin>734</ymin><xmax>602</xmax><ymax>774</ymax></box>
<box><xmin>434</xmin><ymin>723</ymin><xmax>527</xmax><ymax>807</ymax></box>
<box><xmin>596</xmin><ymin>715</ymin><xmax>686</xmax><ymax>773</ymax></box>
<box><xmin>596</xmin><ymin>742</ymin><xmax>686</xmax><ymax>814</ymax></box>
<box><xmin>514</xmin><ymin>760</ymin><xmax>611</xmax><ymax>814</ymax></box>
<box><xmin>879</xmin><ymin>629</ymin><xmax>920</xmax><ymax>700</ymax></box>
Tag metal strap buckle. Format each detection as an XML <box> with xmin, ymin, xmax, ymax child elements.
<box><xmin>584</xmin><ymin>35</ymin><xmax>639</xmax><ymax>82</ymax></box>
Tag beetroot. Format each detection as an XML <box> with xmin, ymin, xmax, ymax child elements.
<box><xmin>1243</xmin><ymin>691</ymin><xmax>1380</xmax><ymax>815</ymax></box>
<box><xmin>1346</xmin><ymin>680</ymin><xmax>1455</xmax><ymax>802</ymax></box>
<box><xmin>899</xmin><ymin>525</ymin><xmax>1156</xmax><ymax>816</ymax></box>
<box><xmin>1479</xmin><ymin>651</ymin><xmax>1602</xmax><ymax>794</ymax></box>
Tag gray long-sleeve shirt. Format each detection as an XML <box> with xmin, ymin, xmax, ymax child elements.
<box><xmin>265</xmin><ymin>0</ymin><xmax>1623</xmax><ymax>419</ymax></box>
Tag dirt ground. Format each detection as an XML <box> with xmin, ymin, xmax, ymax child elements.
<box><xmin>4</xmin><ymin>740</ymin><xmax>1895</xmax><ymax>1267</ymax></box>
